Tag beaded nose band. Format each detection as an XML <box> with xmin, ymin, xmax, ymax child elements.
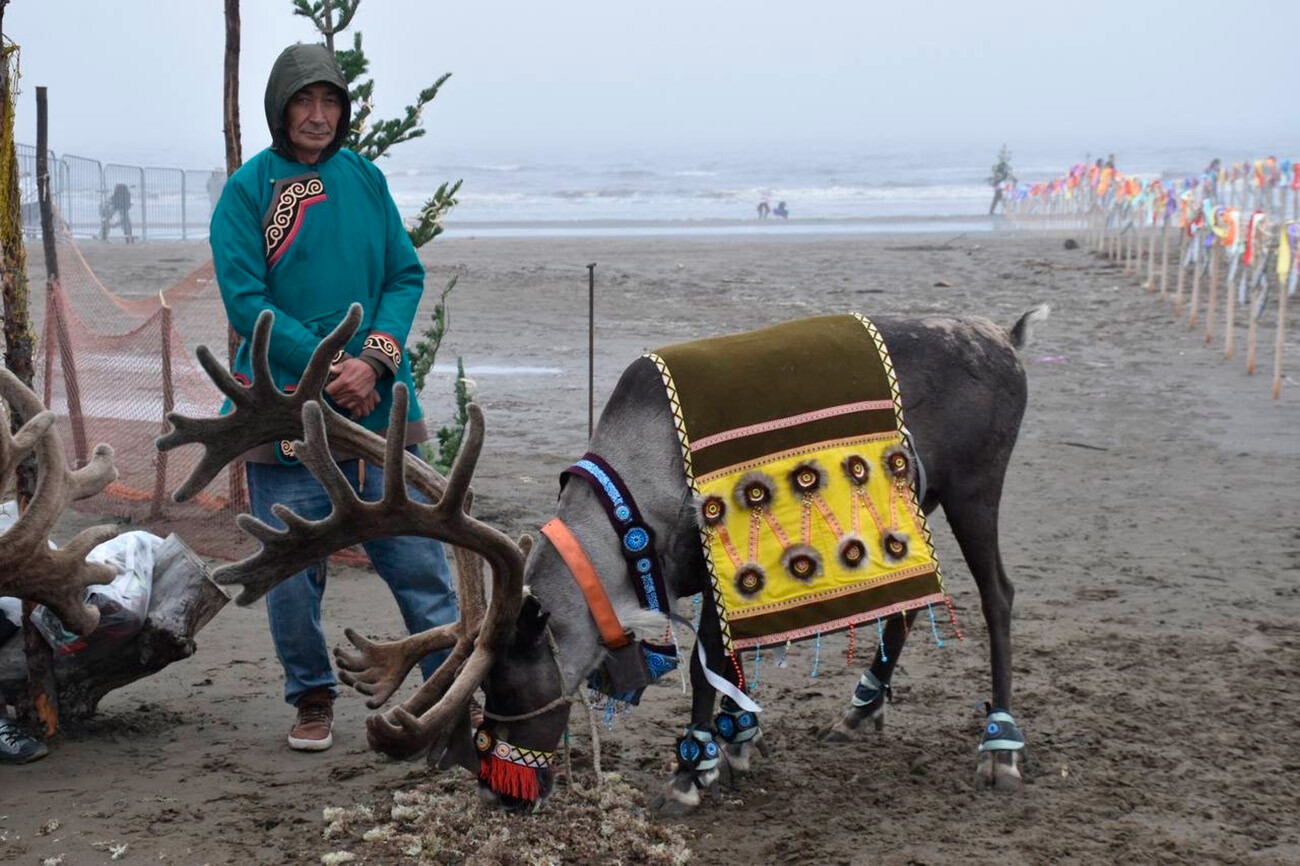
<box><xmin>476</xmin><ymin>728</ymin><xmax>555</xmax><ymax>803</ymax></box>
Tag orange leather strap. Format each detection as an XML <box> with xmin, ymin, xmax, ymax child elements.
<box><xmin>540</xmin><ymin>518</ymin><xmax>630</xmax><ymax>650</ymax></box>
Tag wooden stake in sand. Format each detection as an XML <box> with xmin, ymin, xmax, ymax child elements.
<box><xmin>1246</xmin><ymin>237</ymin><xmax>1267</xmax><ymax>374</ymax></box>
<box><xmin>1146</xmin><ymin>222</ymin><xmax>1158</xmax><ymax>290</ymax></box>
<box><xmin>1224</xmin><ymin>264</ymin><xmax>1237</xmax><ymax>359</ymax></box>
<box><xmin>1175</xmin><ymin>231</ymin><xmax>1189</xmax><ymax>317</ymax></box>
<box><xmin>1189</xmin><ymin>237</ymin><xmax>1203</xmax><ymax>329</ymax></box>
<box><xmin>1205</xmin><ymin>242</ymin><xmax>1220</xmax><ymax>343</ymax></box>
<box><xmin>1275</xmin><ymin>226</ymin><xmax>1293</xmax><ymax>399</ymax></box>
<box><xmin>1160</xmin><ymin>223</ymin><xmax>1171</xmax><ymax>299</ymax></box>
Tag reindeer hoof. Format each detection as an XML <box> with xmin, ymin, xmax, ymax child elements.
<box><xmin>821</xmin><ymin>704</ymin><xmax>886</xmax><ymax>742</ymax></box>
<box><xmin>974</xmin><ymin>750</ymin><xmax>1023</xmax><ymax>793</ymax></box>
<box><xmin>821</xmin><ymin>724</ymin><xmax>853</xmax><ymax>743</ymax></box>
<box><xmin>653</xmin><ymin>778</ymin><xmax>701</xmax><ymax>816</ymax></box>
<box><xmin>725</xmin><ymin>738</ymin><xmax>756</xmax><ymax>772</ymax></box>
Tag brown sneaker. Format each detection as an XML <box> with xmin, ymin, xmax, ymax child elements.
<box><xmin>288</xmin><ymin>688</ymin><xmax>334</xmax><ymax>752</ymax></box>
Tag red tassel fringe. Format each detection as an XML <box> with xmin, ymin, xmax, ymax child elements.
<box><xmin>480</xmin><ymin>756</ymin><xmax>541</xmax><ymax>802</ymax></box>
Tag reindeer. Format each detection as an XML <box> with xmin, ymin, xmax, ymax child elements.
<box><xmin>0</xmin><ymin>369</ymin><xmax>120</xmax><ymax>637</ymax></box>
<box><xmin>161</xmin><ymin>302</ymin><xmax>1046</xmax><ymax>812</ymax></box>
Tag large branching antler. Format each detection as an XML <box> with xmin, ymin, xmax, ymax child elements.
<box><xmin>156</xmin><ymin>303</ymin><xmax>446</xmax><ymax>506</ymax></box>
<box><xmin>163</xmin><ymin>306</ymin><xmax>524</xmax><ymax>762</ymax></box>
<box><xmin>335</xmin><ymin>543</ymin><xmax>487</xmax><ymax>710</ymax></box>
<box><xmin>0</xmin><ymin>369</ymin><xmax>120</xmax><ymax>635</ymax></box>
<box><xmin>232</xmin><ymin>391</ymin><xmax>524</xmax><ymax>759</ymax></box>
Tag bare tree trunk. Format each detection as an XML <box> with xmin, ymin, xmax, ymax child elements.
<box><xmin>322</xmin><ymin>0</ymin><xmax>335</xmax><ymax>53</ymax></box>
<box><xmin>223</xmin><ymin>0</ymin><xmax>248</xmax><ymax>511</ymax></box>
<box><xmin>0</xmin><ymin>535</ymin><xmax>231</xmax><ymax>719</ymax></box>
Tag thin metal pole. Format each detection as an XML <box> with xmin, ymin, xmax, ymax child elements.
<box><xmin>180</xmin><ymin>168</ymin><xmax>187</xmax><ymax>240</ymax></box>
<box><xmin>587</xmin><ymin>262</ymin><xmax>596</xmax><ymax>440</ymax></box>
<box><xmin>139</xmin><ymin>165</ymin><xmax>146</xmax><ymax>242</ymax></box>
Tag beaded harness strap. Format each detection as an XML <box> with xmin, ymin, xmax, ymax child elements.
<box><xmin>560</xmin><ymin>453</ymin><xmax>680</xmax><ymax>701</ymax></box>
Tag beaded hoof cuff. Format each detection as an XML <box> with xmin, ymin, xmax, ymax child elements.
<box><xmin>979</xmin><ymin>710</ymin><xmax>1025</xmax><ymax>752</ymax></box>
<box><xmin>850</xmin><ymin>671</ymin><xmax>891</xmax><ymax>714</ymax></box>
<box><xmin>675</xmin><ymin>727</ymin><xmax>721</xmax><ymax>789</ymax></box>
<box><xmin>714</xmin><ymin>696</ymin><xmax>761</xmax><ymax>745</ymax></box>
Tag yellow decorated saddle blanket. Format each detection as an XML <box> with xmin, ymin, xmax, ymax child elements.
<box><xmin>648</xmin><ymin>314</ymin><xmax>946</xmax><ymax>652</ymax></box>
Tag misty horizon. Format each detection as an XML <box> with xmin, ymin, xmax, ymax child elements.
<box><xmin>7</xmin><ymin>0</ymin><xmax>1296</xmax><ymax>170</ymax></box>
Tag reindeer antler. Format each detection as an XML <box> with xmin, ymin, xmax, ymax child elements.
<box><xmin>0</xmin><ymin>369</ymin><xmax>120</xmax><ymax>635</ymax></box>
<box><xmin>157</xmin><ymin>304</ymin><xmax>447</xmax><ymax>505</ymax></box>
<box><xmin>166</xmin><ymin>308</ymin><xmax>525</xmax><ymax>763</ymax></box>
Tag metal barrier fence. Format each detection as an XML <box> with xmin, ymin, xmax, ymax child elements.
<box><xmin>18</xmin><ymin>143</ymin><xmax>222</xmax><ymax>241</ymax></box>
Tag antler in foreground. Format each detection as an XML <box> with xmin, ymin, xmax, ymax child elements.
<box><xmin>163</xmin><ymin>307</ymin><xmax>524</xmax><ymax>763</ymax></box>
<box><xmin>157</xmin><ymin>304</ymin><xmax>446</xmax><ymax>507</ymax></box>
<box><xmin>0</xmin><ymin>369</ymin><xmax>120</xmax><ymax>635</ymax></box>
<box><xmin>231</xmin><ymin>391</ymin><xmax>523</xmax><ymax>760</ymax></box>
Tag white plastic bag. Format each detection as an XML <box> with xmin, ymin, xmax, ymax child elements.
<box><xmin>29</xmin><ymin>530</ymin><xmax>163</xmax><ymax>656</ymax></box>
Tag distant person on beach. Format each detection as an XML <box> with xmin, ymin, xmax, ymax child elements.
<box><xmin>1204</xmin><ymin>158</ymin><xmax>1221</xmax><ymax>198</ymax></box>
<box><xmin>773</xmin><ymin>200</ymin><xmax>789</xmax><ymax>219</ymax></box>
<box><xmin>99</xmin><ymin>182</ymin><xmax>134</xmax><ymax>242</ymax></box>
<box><xmin>987</xmin><ymin>145</ymin><xmax>1016</xmax><ymax>215</ymax></box>
<box><xmin>757</xmin><ymin>196</ymin><xmax>770</xmax><ymax>219</ymax></box>
<box><xmin>209</xmin><ymin>43</ymin><xmax>457</xmax><ymax>754</ymax></box>
<box><xmin>1105</xmin><ymin>153</ymin><xmax>1116</xmax><ymax>171</ymax></box>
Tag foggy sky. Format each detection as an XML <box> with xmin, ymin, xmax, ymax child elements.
<box><xmin>8</xmin><ymin>0</ymin><xmax>1296</xmax><ymax>168</ymax></box>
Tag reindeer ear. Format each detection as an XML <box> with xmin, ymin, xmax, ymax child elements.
<box><xmin>512</xmin><ymin>594</ymin><xmax>551</xmax><ymax>653</ymax></box>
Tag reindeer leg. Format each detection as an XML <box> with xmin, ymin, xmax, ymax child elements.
<box><xmin>658</xmin><ymin>597</ymin><xmax>725</xmax><ymax>816</ymax></box>
<box><xmin>943</xmin><ymin>486</ymin><xmax>1024</xmax><ymax>793</ymax></box>
<box><xmin>823</xmin><ymin>610</ymin><xmax>917</xmax><ymax>742</ymax></box>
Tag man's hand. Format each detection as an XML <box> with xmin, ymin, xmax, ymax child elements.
<box><xmin>327</xmin><ymin>358</ymin><xmax>380</xmax><ymax>419</ymax></box>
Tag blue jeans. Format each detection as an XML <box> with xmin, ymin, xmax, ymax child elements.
<box><xmin>246</xmin><ymin>448</ymin><xmax>458</xmax><ymax>706</ymax></box>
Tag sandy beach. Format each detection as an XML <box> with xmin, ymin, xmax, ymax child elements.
<box><xmin>3</xmin><ymin>227</ymin><xmax>1299</xmax><ymax>865</ymax></box>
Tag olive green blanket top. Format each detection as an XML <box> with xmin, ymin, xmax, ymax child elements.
<box><xmin>648</xmin><ymin>314</ymin><xmax>946</xmax><ymax>651</ymax></box>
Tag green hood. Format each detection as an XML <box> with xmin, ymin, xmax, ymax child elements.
<box><xmin>264</xmin><ymin>43</ymin><xmax>351</xmax><ymax>163</ymax></box>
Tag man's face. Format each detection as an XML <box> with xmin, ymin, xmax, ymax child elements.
<box><xmin>285</xmin><ymin>82</ymin><xmax>343</xmax><ymax>163</ymax></box>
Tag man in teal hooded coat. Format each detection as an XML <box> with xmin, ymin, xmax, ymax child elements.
<box><xmin>210</xmin><ymin>43</ymin><xmax>456</xmax><ymax>752</ymax></box>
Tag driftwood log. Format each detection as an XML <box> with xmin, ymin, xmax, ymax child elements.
<box><xmin>0</xmin><ymin>533</ymin><xmax>230</xmax><ymax>719</ymax></box>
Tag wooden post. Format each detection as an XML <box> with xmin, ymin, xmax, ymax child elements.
<box><xmin>1205</xmin><ymin>243</ymin><xmax>1220</xmax><ymax>342</ymax></box>
<box><xmin>1159</xmin><ymin>223</ymin><xmax>1171</xmax><ymax>299</ymax></box>
<box><xmin>1275</xmin><ymin>257</ymin><xmax>1289</xmax><ymax>399</ymax></box>
<box><xmin>223</xmin><ymin>0</ymin><xmax>248</xmax><ymax>512</ymax></box>
<box><xmin>1246</xmin><ymin>242</ymin><xmax>1264</xmax><ymax>375</ymax></box>
<box><xmin>152</xmin><ymin>302</ymin><xmax>174</xmax><ymax>519</ymax></box>
<box><xmin>1146</xmin><ymin>223</ymin><xmax>1158</xmax><ymax>290</ymax></box>
<box><xmin>1189</xmin><ymin>241</ymin><xmax>1203</xmax><ymax>329</ymax></box>
<box><xmin>1224</xmin><ymin>264</ymin><xmax>1237</xmax><ymax>359</ymax></box>
<box><xmin>1175</xmin><ymin>233</ymin><xmax>1189</xmax><ymax>317</ymax></box>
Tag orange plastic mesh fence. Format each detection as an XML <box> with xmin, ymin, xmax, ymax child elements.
<box><xmin>34</xmin><ymin>223</ymin><xmax>367</xmax><ymax>565</ymax></box>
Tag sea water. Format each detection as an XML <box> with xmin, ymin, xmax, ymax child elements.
<box><xmin>380</xmin><ymin>141</ymin><xmax>1288</xmax><ymax>238</ymax></box>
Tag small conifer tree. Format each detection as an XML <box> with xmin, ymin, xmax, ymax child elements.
<box><xmin>294</xmin><ymin>0</ymin><xmax>468</xmax><ymax>467</ymax></box>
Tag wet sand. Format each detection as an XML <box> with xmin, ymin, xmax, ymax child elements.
<box><xmin>3</xmin><ymin>228</ymin><xmax>1298</xmax><ymax>865</ymax></box>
